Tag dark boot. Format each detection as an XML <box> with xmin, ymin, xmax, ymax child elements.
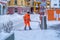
<box><xmin>24</xmin><ymin>26</ymin><xmax>26</xmax><ymax>30</ymax></box>
<box><xmin>29</xmin><ymin>26</ymin><xmax>32</xmax><ymax>30</ymax></box>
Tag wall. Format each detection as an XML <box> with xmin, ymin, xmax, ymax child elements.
<box><xmin>17</xmin><ymin>7</ymin><xmax>23</xmax><ymax>14</ymax></box>
<box><xmin>8</xmin><ymin>7</ymin><xmax>14</xmax><ymax>14</ymax></box>
<box><xmin>0</xmin><ymin>4</ymin><xmax>2</xmax><ymax>15</ymax></box>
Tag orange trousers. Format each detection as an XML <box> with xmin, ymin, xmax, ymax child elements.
<box><xmin>24</xmin><ymin>21</ymin><xmax>30</xmax><ymax>27</ymax></box>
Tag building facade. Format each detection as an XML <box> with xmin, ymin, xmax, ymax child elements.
<box><xmin>8</xmin><ymin>0</ymin><xmax>59</xmax><ymax>14</ymax></box>
<box><xmin>7</xmin><ymin>0</ymin><xmax>33</xmax><ymax>14</ymax></box>
<box><xmin>51</xmin><ymin>0</ymin><xmax>60</xmax><ymax>8</ymax></box>
<box><xmin>46</xmin><ymin>0</ymin><xmax>60</xmax><ymax>9</ymax></box>
<box><xmin>0</xmin><ymin>0</ymin><xmax>7</xmax><ymax>15</ymax></box>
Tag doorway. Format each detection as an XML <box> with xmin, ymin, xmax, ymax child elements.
<box><xmin>3</xmin><ymin>6</ymin><xmax>5</xmax><ymax>15</ymax></box>
<box><xmin>30</xmin><ymin>7</ymin><xmax>34</xmax><ymax>14</ymax></box>
<box><xmin>14</xmin><ymin>8</ymin><xmax>18</xmax><ymax>13</ymax></box>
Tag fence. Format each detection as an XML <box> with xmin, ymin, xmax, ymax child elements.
<box><xmin>46</xmin><ymin>9</ymin><xmax>60</xmax><ymax>21</ymax></box>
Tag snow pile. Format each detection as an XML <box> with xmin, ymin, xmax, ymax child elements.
<box><xmin>30</xmin><ymin>14</ymin><xmax>40</xmax><ymax>22</ymax></box>
<box><xmin>0</xmin><ymin>31</ymin><xmax>14</xmax><ymax>40</ymax></box>
<box><xmin>47</xmin><ymin>21</ymin><xmax>60</xmax><ymax>27</ymax></box>
<box><xmin>0</xmin><ymin>13</ymin><xmax>23</xmax><ymax>25</ymax></box>
<box><xmin>0</xmin><ymin>14</ymin><xmax>24</xmax><ymax>33</ymax></box>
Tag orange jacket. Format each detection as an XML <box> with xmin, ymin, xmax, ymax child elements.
<box><xmin>24</xmin><ymin>13</ymin><xmax>30</xmax><ymax>22</ymax></box>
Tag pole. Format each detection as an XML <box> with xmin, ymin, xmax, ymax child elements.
<box><xmin>40</xmin><ymin>16</ymin><xmax>47</xmax><ymax>30</ymax></box>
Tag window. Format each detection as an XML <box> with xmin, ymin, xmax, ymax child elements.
<box><xmin>54</xmin><ymin>4</ymin><xmax>57</xmax><ymax>6</ymax></box>
<box><xmin>26</xmin><ymin>0</ymin><xmax>30</xmax><ymax>2</ymax></box>
<box><xmin>27</xmin><ymin>3</ymin><xmax>30</xmax><ymax>5</ymax></box>
<box><xmin>47</xmin><ymin>4</ymin><xmax>50</xmax><ymax>5</ymax></box>
<box><xmin>15</xmin><ymin>8</ymin><xmax>18</xmax><ymax>12</ymax></box>
<box><xmin>8</xmin><ymin>1</ymin><xmax>10</xmax><ymax>5</ymax></box>
<box><xmin>15</xmin><ymin>0</ymin><xmax>17</xmax><ymax>5</ymax></box>
<box><xmin>21</xmin><ymin>1</ymin><xmax>23</xmax><ymax>6</ymax></box>
<box><xmin>33</xmin><ymin>2</ymin><xmax>34</xmax><ymax>5</ymax></box>
<box><xmin>46</xmin><ymin>1</ymin><xmax>50</xmax><ymax>4</ymax></box>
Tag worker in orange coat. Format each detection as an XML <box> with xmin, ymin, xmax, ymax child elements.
<box><xmin>23</xmin><ymin>12</ymin><xmax>32</xmax><ymax>30</ymax></box>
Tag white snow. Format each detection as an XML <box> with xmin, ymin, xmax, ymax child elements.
<box><xmin>0</xmin><ymin>13</ymin><xmax>60</xmax><ymax>40</ymax></box>
<box><xmin>0</xmin><ymin>13</ymin><xmax>60</xmax><ymax>28</ymax></box>
<box><xmin>15</xmin><ymin>30</ymin><xmax>60</xmax><ymax>40</ymax></box>
<box><xmin>0</xmin><ymin>31</ymin><xmax>14</xmax><ymax>40</ymax></box>
<box><xmin>47</xmin><ymin>21</ymin><xmax>60</xmax><ymax>27</ymax></box>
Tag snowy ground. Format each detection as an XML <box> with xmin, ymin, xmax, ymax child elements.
<box><xmin>15</xmin><ymin>30</ymin><xmax>60</xmax><ymax>40</ymax></box>
<box><xmin>0</xmin><ymin>13</ymin><xmax>60</xmax><ymax>40</ymax></box>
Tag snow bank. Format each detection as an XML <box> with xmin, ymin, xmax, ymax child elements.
<box><xmin>0</xmin><ymin>31</ymin><xmax>14</xmax><ymax>40</ymax></box>
<box><xmin>47</xmin><ymin>21</ymin><xmax>60</xmax><ymax>27</ymax></box>
<box><xmin>0</xmin><ymin>13</ymin><xmax>24</xmax><ymax>33</ymax></box>
<box><xmin>0</xmin><ymin>13</ymin><xmax>23</xmax><ymax>25</ymax></box>
<box><xmin>30</xmin><ymin>14</ymin><xmax>40</xmax><ymax>22</ymax></box>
